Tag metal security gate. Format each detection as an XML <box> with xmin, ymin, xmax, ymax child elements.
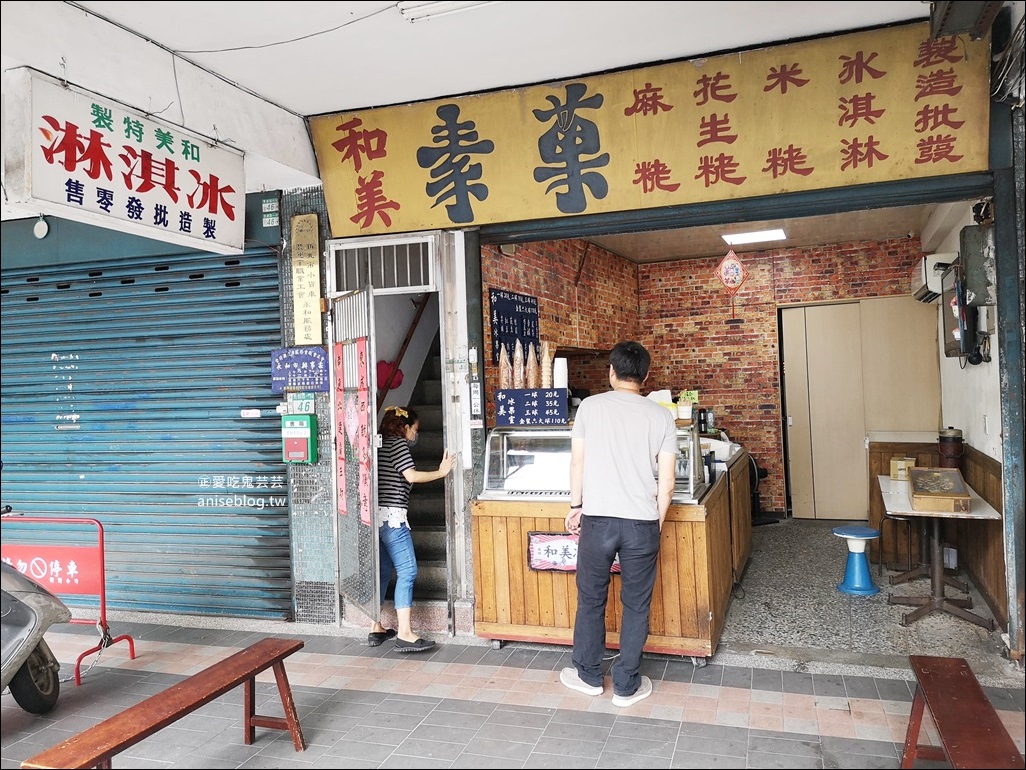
<box><xmin>330</xmin><ymin>286</ymin><xmax>378</xmax><ymax>623</ymax></box>
<box><xmin>0</xmin><ymin>248</ymin><xmax>292</xmax><ymax>619</ymax></box>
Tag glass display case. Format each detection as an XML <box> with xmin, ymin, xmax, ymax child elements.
<box><xmin>674</xmin><ymin>421</ymin><xmax>707</xmax><ymax>503</ymax></box>
<box><xmin>478</xmin><ymin>424</ymin><xmax>707</xmax><ymax>504</ymax></box>
<box><xmin>479</xmin><ymin>427</ymin><xmax>573</xmax><ymax>501</ymax></box>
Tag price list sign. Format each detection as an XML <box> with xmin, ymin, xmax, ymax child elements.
<box><xmin>495</xmin><ymin>388</ymin><xmax>568</xmax><ymax>426</ymax></box>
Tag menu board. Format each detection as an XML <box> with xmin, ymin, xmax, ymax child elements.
<box><xmin>495</xmin><ymin>388</ymin><xmax>568</xmax><ymax>426</ymax></box>
<box><xmin>489</xmin><ymin>288</ymin><xmax>539</xmax><ymax>365</ymax></box>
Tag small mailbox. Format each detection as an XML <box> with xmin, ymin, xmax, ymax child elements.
<box><xmin>282</xmin><ymin>414</ymin><xmax>318</xmax><ymax>464</ymax></box>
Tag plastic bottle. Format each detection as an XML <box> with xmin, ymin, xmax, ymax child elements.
<box><xmin>706</xmin><ymin>408</ymin><xmax>715</xmax><ymax>432</ymax></box>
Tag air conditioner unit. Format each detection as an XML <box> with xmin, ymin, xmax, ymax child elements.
<box><xmin>911</xmin><ymin>253</ymin><xmax>954</xmax><ymax>303</ymax></box>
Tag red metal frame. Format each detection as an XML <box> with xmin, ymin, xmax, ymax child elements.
<box><xmin>0</xmin><ymin>516</ymin><xmax>136</xmax><ymax>685</ymax></box>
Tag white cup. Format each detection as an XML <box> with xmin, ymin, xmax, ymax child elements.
<box><xmin>677</xmin><ymin>403</ymin><xmax>693</xmax><ymax>419</ymax></box>
<box><xmin>553</xmin><ymin>357</ymin><xmax>568</xmax><ymax>389</ymax></box>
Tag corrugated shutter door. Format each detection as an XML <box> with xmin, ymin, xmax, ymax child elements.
<box><xmin>0</xmin><ymin>248</ymin><xmax>292</xmax><ymax>619</ymax></box>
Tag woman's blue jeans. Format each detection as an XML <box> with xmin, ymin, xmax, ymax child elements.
<box><xmin>379</xmin><ymin>522</ymin><xmax>417</xmax><ymax>610</ymax></box>
<box><xmin>572</xmin><ymin>515</ymin><xmax>661</xmax><ymax>697</ymax></box>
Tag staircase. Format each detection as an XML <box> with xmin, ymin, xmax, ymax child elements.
<box><xmin>406</xmin><ymin>333</ymin><xmax>448</xmax><ymax>603</ymax></box>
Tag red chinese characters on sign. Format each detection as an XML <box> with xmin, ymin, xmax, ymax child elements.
<box><xmin>835</xmin><ymin>45</ymin><xmax>890</xmax><ymax>172</ymax></box>
<box><xmin>696</xmin><ymin>153</ymin><xmax>747</xmax><ymax>187</ymax></box>
<box><xmin>764</xmin><ymin>145</ymin><xmax>815</xmax><ymax>178</ymax></box>
<box><xmin>626</xmin><ymin>83</ymin><xmax>680</xmax><ymax>192</ymax></box>
<box><xmin>912</xmin><ymin>36</ymin><xmax>968</xmax><ymax>165</ymax></box>
<box><xmin>332</xmin><ymin>117</ymin><xmax>400</xmax><ymax>230</ymax></box>
<box><xmin>624</xmin><ymin>83</ymin><xmax>674</xmax><ymax>117</ymax></box>
<box><xmin>764</xmin><ymin>63</ymin><xmax>810</xmax><ymax>94</ymax></box>
<box><xmin>18</xmin><ymin>70</ymin><xmax>245</xmax><ymax>254</ymax></box>
<box><xmin>762</xmin><ymin>62</ymin><xmax>814</xmax><ymax>178</ymax></box>
<box><xmin>331</xmin><ymin>117</ymin><xmax>387</xmax><ymax>172</ymax></box>
<box><xmin>692</xmin><ymin>71</ymin><xmax>747</xmax><ymax>188</ymax></box>
<box><xmin>715</xmin><ymin>249</ymin><xmax>750</xmax><ymax>297</ymax></box>
<box><xmin>38</xmin><ymin>118</ymin><xmax>237</xmax><ymax>220</ymax></box>
<box><xmin>351</xmin><ymin>169</ymin><xmax>400</xmax><ymax>228</ymax></box>
<box><xmin>633</xmin><ymin>159</ymin><xmax>680</xmax><ymax>193</ymax></box>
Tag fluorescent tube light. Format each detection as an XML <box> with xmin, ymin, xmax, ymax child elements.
<box><xmin>397</xmin><ymin>1</ymin><xmax>500</xmax><ymax>22</ymax></box>
<box><xmin>721</xmin><ymin>228</ymin><xmax>787</xmax><ymax>246</ymax></box>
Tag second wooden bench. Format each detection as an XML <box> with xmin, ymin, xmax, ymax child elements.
<box><xmin>901</xmin><ymin>654</ymin><xmax>1024</xmax><ymax>769</ymax></box>
<box><xmin>22</xmin><ymin>636</ymin><xmax>307</xmax><ymax>770</ymax></box>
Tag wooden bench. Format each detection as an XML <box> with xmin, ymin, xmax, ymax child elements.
<box><xmin>901</xmin><ymin>655</ymin><xmax>1024</xmax><ymax>769</ymax></box>
<box><xmin>21</xmin><ymin>637</ymin><xmax>306</xmax><ymax>770</ymax></box>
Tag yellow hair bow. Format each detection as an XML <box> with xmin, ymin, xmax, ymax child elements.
<box><xmin>389</xmin><ymin>406</ymin><xmax>409</xmax><ymax>419</ymax></box>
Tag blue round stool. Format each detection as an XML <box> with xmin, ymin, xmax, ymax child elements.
<box><xmin>832</xmin><ymin>525</ymin><xmax>881</xmax><ymax>595</ymax></box>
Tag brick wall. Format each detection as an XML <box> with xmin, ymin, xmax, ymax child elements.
<box><xmin>482</xmin><ymin>237</ymin><xmax>924</xmax><ymax>514</ymax></box>
<box><xmin>481</xmin><ymin>240</ymin><xmax>638</xmax><ymax>407</ymax></box>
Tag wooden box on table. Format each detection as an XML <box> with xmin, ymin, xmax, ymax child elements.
<box><xmin>908</xmin><ymin>467</ymin><xmax>971</xmax><ymax>513</ymax></box>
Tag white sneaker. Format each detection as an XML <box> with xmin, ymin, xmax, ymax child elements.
<box><xmin>611</xmin><ymin>675</ymin><xmax>652</xmax><ymax>707</ymax></box>
<box><xmin>559</xmin><ymin>667</ymin><xmax>603</xmax><ymax>696</ymax></box>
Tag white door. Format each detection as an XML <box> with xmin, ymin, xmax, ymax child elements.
<box><xmin>783</xmin><ymin>296</ymin><xmax>940</xmax><ymax>520</ymax></box>
<box><xmin>783</xmin><ymin>303</ymin><xmax>867</xmax><ymax>520</ymax></box>
<box><xmin>806</xmin><ymin>303</ymin><xmax>867</xmax><ymax>520</ymax></box>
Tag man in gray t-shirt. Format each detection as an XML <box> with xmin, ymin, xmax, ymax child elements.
<box><xmin>559</xmin><ymin>341</ymin><xmax>677</xmax><ymax>708</ymax></box>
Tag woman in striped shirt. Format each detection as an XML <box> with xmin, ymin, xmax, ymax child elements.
<box><xmin>368</xmin><ymin>406</ymin><xmax>454</xmax><ymax>652</ymax></box>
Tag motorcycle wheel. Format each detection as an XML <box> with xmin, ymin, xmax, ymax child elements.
<box><xmin>9</xmin><ymin>640</ymin><xmax>61</xmax><ymax>714</ymax></box>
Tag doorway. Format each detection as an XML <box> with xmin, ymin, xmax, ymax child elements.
<box><xmin>326</xmin><ymin>231</ymin><xmax>471</xmax><ymax>636</ymax></box>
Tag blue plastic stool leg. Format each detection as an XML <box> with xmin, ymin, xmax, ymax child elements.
<box><xmin>838</xmin><ymin>551</ymin><xmax>879</xmax><ymax>595</ymax></box>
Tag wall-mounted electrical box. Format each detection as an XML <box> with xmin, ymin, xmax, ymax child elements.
<box><xmin>282</xmin><ymin>414</ymin><xmax>318</xmax><ymax>464</ymax></box>
<box><xmin>959</xmin><ymin>224</ymin><xmax>996</xmax><ymax>306</ymax></box>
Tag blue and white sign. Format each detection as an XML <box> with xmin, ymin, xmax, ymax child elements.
<box><xmin>495</xmin><ymin>388</ymin><xmax>568</xmax><ymax>426</ymax></box>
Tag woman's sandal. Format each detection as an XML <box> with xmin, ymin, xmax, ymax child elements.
<box><xmin>367</xmin><ymin>628</ymin><xmax>397</xmax><ymax>647</ymax></box>
<box><xmin>394</xmin><ymin>637</ymin><xmax>435</xmax><ymax>653</ymax></box>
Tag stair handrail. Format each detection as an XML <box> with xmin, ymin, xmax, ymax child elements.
<box><xmin>377</xmin><ymin>293</ymin><xmax>432</xmax><ymax>414</ymax></box>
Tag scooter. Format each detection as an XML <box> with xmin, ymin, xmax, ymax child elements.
<box><xmin>1</xmin><ymin>539</ymin><xmax>73</xmax><ymax>714</ymax></box>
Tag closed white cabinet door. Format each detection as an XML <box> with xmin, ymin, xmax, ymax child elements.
<box><xmin>783</xmin><ymin>303</ymin><xmax>867</xmax><ymax>520</ymax></box>
<box><xmin>807</xmin><ymin>303</ymin><xmax>868</xmax><ymax>520</ymax></box>
<box><xmin>782</xmin><ymin>297</ymin><xmax>940</xmax><ymax>520</ymax></box>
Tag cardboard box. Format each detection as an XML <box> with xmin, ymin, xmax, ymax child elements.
<box><xmin>890</xmin><ymin>456</ymin><xmax>916</xmax><ymax>480</ymax></box>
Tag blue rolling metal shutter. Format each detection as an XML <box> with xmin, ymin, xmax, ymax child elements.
<box><xmin>0</xmin><ymin>248</ymin><xmax>292</xmax><ymax>619</ymax></box>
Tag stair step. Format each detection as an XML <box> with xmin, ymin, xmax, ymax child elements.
<box><xmin>414</xmin><ymin>560</ymin><xmax>448</xmax><ymax>600</ymax></box>
<box><xmin>411</xmin><ymin>431</ymin><xmax>444</xmax><ymax>459</ymax></box>
<box><xmin>420</xmin><ymin>379</ymin><xmax>444</xmax><ymax>402</ymax></box>
<box><xmin>408</xmin><ymin>488</ymin><xmax>441</xmax><ymax>513</ymax></box>
<box><xmin>405</xmin><ymin>337</ymin><xmax>446</xmax><ymax>604</ymax></box>
<box><xmin>410</xmin><ymin>404</ymin><xmax>443</xmax><ymax>430</ymax></box>
<box><xmin>411</xmin><ymin>526</ymin><xmax>446</xmax><ymax>553</ymax></box>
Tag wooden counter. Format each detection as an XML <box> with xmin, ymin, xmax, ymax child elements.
<box><xmin>471</xmin><ymin>471</ymin><xmax>734</xmax><ymax>659</ymax></box>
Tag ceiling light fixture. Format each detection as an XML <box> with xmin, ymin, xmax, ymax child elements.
<box><xmin>397</xmin><ymin>1</ymin><xmax>500</xmax><ymax>23</ymax></box>
<box><xmin>721</xmin><ymin>228</ymin><xmax>786</xmax><ymax>246</ymax></box>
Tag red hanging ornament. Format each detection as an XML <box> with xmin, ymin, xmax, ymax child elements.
<box><xmin>715</xmin><ymin>249</ymin><xmax>749</xmax><ymax>297</ymax></box>
<box><xmin>715</xmin><ymin>248</ymin><xmax>750</xmax><ymax>317</ymax></box>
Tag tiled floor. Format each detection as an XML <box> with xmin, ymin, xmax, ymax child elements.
<box><xmin>2</xmin><ymin>518</ymin><xmax>1023</xmax><ymax>769</ymax></box>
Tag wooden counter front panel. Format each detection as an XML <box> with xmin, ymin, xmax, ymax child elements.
<box><xmin>727</xmin><ymin>452</ymin><xmax>752</xmax><ymax>581</ymax></box>
<box><xmin>471</xmin><ymin>475</ymin><xmax>733</xmax><ymax>657</ymax></box>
